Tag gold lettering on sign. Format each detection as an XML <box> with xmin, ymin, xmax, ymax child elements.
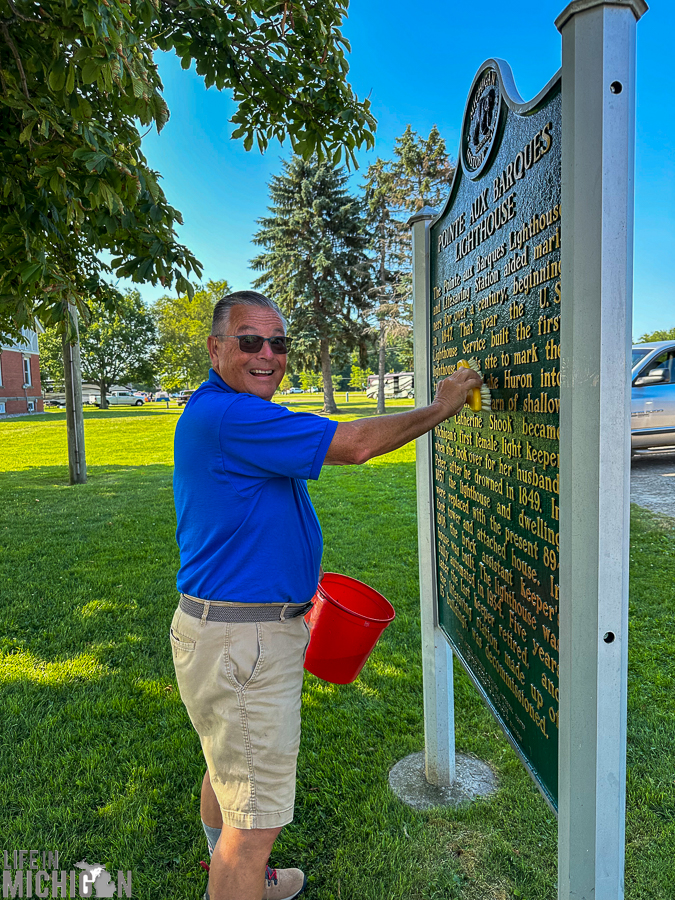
<box><xmin>456</xmin><ymin>194</ymin><xmax>517</xmax><ymax>262</ymax></box>
<box><xmin>512</xmin><ymin>259</ymin><xmax>561</xmax><ymax>295</ymax></box>
<box><xmin>493</xmin><ymin>122</ymin><xmax>553</xmax><ymax>202</ymax></box>
<box><xmin>477</xmin><ymin>287</ymin><xmax>508</xmax><ymax>312</ymax></box>
<box><xmin>539</xmin><ymin>367</ymin><xmax>560</xmax><ymax>388</ymax></box>
<box><xmin>509</xmin><ymin>203</ymin><xmax>561</xmax><ymax>251</ymax></box>
<box><xmin>545</xmin><ymin>338</ymin><xmax>561</xmax><ymax>360</ymax></box>
<box><xmin>431</xmin><ymin>104</ymin><xmax>560</xmax><ymax>781</ymax></box>
<box><xmin>538</xmin><ymin>314</ymin><xmax>560</xmax><ymax>335</ymax></box>
<box><xmin>438</xmin><ymin>212</ymin><xmax>467</xmax><ymax>253</ymax></box>
<box><xmin>534</xmin><ymin>226</ymin><xmax>560</xmax><ymax>259</ymax></box>
<box><xmin>475</xmin><ymin>269</ymin><xmax>500</xmax><ymax>292</ymax></box>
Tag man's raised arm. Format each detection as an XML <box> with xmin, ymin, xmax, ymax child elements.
<box><xmin>324</xmin><ymin>369</ymin><xmax>483</xmax><ymax>466</ymax></box>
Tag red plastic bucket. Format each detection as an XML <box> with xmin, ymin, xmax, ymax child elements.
<box><xmin>303</xmin><ymin>573</ymin><xmax>396</xmax><ymax>684</ymax></box>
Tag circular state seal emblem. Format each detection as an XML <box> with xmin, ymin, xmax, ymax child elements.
<box><xmin>461</xmin><ymin>66</ymin><xmax>501</xmax><ymax>179</ymax></box>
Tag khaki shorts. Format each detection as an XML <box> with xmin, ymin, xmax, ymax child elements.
<box><xmin>169</xmin><ymin>603</ymin><xmax>311</xmax><ymax>829</ymax></box>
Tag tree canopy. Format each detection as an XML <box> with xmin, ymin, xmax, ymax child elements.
<box><xmin>38</xmin><ymin>289</ymin><xmax>156</xmax><ymax>405</ymax></box>
<box><xmin>251</xmin><ymin>155</ymin><xmax>372</xmax><ymax>413</ymax></box>
<box><xmin>154</xmin><ymin>279</ymin><xmax>229</xmax><ymax>391</ymax></box>
<box><xmin>637</xmin><ymin>327</ymin><xmax>675</xmax><ymax>343</ymax></box>
<box><xmin>0</xmin><ymin>0</ymin><xmax>376</xmax><ymax>342</ymax></box>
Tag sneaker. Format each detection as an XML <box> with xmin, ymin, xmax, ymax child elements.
<box><xmin>263</xmin><ymin>865</ymin><xmax>306</xmax><ymax>900</ymax></box>
<box><xmin>202</xmin><ymin>863</ymin><xmax>306</xmax><ymax>900</ymax></box>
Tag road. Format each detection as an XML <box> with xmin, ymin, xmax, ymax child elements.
<box><xmin>631</xmin><ymin>448</ymin><xmax>675</xmax><ymax>519</ymax></box>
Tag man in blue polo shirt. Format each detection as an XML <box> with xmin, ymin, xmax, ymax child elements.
<box><xmin>170</xmin><ymin>291</ymin><xmax>481</xmax><ymax>900</ymax></box>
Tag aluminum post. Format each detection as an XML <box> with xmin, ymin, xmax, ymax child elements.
<box><xmin>410</xmin><ymin>206</ymin><xmax>456</xmax><ymax>786</ymax></box>
<box><xmin>556</xmin><ymin>2</ymin><xmax>647</xmax><ymax>897</ymax></box>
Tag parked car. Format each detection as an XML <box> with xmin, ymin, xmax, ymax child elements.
<box><xmin>177</xmin><ymin>390</ymin><xmax>195</xmax><ymax>406</ymax></box>
<box><xmin>631</xmin><ymin>340</ymin><xmax>675</xmax><ymax>451</ymax></box>
<box><xmin>97</xmin><ymin>390</ymin><xmax>145</xmax><ymax>408</ymax></box>
<box><xmin>287</xmin><ymin>387</ymin><xmax>303</xmax><ymax>394</ymax></box>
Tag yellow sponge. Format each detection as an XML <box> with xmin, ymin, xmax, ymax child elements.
<box><xmin>457</xmin><ymin>358</ymin><xmax>491</xmax><ymax>412</ymax></box>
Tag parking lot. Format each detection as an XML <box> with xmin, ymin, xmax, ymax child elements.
<box><xmin>631</xmin><ymin>448</ymin><xmax>675</xmax><ymax>518</ymax></box>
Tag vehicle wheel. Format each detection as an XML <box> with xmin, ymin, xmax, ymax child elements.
<box><xmin>135</xmin><ymin>399</ymin><xmax>143</xmax><ymax>406</ymax></box>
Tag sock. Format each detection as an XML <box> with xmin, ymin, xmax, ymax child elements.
<box><xmin>202</xmin><ymin>820</ymin><xmax>222</xmax><ymax>858</ymax></box>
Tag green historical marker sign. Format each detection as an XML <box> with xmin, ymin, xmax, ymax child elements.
<box><xmin>429</xmin><ymin>61</ymin><xmax>561</xmax><ymax>808</ymax></box>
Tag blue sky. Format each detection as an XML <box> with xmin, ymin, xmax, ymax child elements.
<box><xmin>137</xmin><ymin>0</ymin><xmax>673</xmax><ymax>339</ymax></box>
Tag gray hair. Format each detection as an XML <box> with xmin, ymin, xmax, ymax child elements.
<box><xmin>211</xmin><ymin>290</ymin><xmax>287</xmax><ymax>334</ymax></box>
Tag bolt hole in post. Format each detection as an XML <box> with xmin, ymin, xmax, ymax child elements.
<box><xmin>610</xmin><ymin>81</ymin><xmax>623</xmax><ymax>94</ymax></box>
<box><xmin>603</xmin><ymin>632</ymin><xmax>615</xmax><ymax>644</ymax></box>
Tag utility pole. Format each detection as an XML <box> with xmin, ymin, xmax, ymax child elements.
<box><xmin>61</xmin><ymin>302</ymin><xmax>87</xmax><ymax>484</ymax></box>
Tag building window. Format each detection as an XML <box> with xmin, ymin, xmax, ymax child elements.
<box><xmin>23</xmin><ymin>356</ymin><xmax>32</xmax><ymax>387</ymax></box>
<box><xmin>27</xmin><ymin>400</ymin><xmax>35</xmax><ymax>412</ymax></box>
<box><xmin>0</xmin><ymin>402</ymin><xmax>5</xmax><ymax>414</ymax></box>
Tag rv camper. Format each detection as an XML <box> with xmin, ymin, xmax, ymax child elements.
<box><xmin>366</xmin><ymin>372</ymin><xmax>414</xmax><ymax>400</ymax></box>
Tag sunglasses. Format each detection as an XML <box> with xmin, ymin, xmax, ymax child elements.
<box><xmin>214</xmin><ymin>334</ymin><xmax>291</xmax><ymax>355</ymax></box>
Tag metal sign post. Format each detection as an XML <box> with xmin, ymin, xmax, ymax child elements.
<box><xmin>556</xmin><ymin>1</ymin><xmax>646</xmax><ymax>897</ymax></box>
<box><xmin>411</xmin><ymin>206</ymin><xmax>456</xmax><ymax>787</ymax></box>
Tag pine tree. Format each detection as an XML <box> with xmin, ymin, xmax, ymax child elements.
<box><xmin>251</xmin><ymin>157</ymin><xmax>372</xmax><ymax>414</ymax></box>
<box><xmin>363</xmin><ymin>158</ymin><xmax>410</xmax><ymax>413</ymax></box>
<box><xmin>392</xmin><ymin>125</ymin><xmax>454</xmax><ymax>214</ymax></box>
<box><xmin>363</xmin><ymin>127</ymin><xmax>453</xmax><ymax>413</ymax></box>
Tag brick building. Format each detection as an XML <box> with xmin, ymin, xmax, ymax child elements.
<box><xmin>0</xmin><ymin>329</ymin><xmax>43</xmax><ymax>415</ymax></box>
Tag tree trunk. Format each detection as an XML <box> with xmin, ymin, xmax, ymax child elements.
<box><xmin>99</xmin><ymin>378</ymin><xmax>108</xmax><ymax>409</ymax></box>
<box><xmin>320</xmin><ymin>338</ymin><xmax>339</xmax><ymax>414</ymax></box>
<box><xmin>61</xmin><ymin>304</ymin><xmax>87</xmax><ymax>484</ymax></box>
<box><xmin>377</xmin><ymin>319</ymin><xmax>386</xmax><ymax>415</ymax></box>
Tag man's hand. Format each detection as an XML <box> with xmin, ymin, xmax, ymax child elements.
<box><xmin>432</xmin><ymin>368</ymin><xmax>483</xmax><ymax>419</ymax></box>
<box><xmin>324</xmin><ymin>367</ymin><xmax>484</xmax><ymax>466</ymax></box>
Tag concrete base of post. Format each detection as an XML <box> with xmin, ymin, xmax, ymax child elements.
<box><xmin>389</xmin><ymin>752</ymin><xmax>497</xmax><ymax>811</ymax></box>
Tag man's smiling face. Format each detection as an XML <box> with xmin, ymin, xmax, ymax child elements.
<box><xmin>207</xmin><ymin>305</ymin><xmax>287</xmax><ymax>401</ymax></box>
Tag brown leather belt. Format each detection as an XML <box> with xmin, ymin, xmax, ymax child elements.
<box><xmin>179</xmin><ymin>593</ymin><xmax>313</xmax><ymax>624</ymax></box>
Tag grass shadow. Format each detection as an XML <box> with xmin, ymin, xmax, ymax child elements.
<box><xmin>32</xmin><ymin>408</ymin><xmax>183</xmax><ymax>422</ymax></box>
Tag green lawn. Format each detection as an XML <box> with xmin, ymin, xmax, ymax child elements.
<box><xmin>0</xmin><ymin>403</ymin><xmax>672</xmax><ymax>899</ymax></box>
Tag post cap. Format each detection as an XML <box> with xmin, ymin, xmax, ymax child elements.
<box><xmin>407</xmin><ymin>205</ymin><xmax>439</xmax><ymax>227</ymax></box>
<box><xmin>556</xmin><ymin>0</ymin><xmax>648</xmax><ymax>32</ymax></box>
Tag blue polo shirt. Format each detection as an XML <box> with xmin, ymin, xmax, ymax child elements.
<box><xmin>173</xmin><ymin>370</ymin><xmax>338</xmax><ymax>604</ymax></box>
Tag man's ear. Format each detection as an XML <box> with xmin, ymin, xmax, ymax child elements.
<box><xmin>207</xmin><ymin>335</ymin><xmax>219</xmax><ymax>368</ymax></box>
